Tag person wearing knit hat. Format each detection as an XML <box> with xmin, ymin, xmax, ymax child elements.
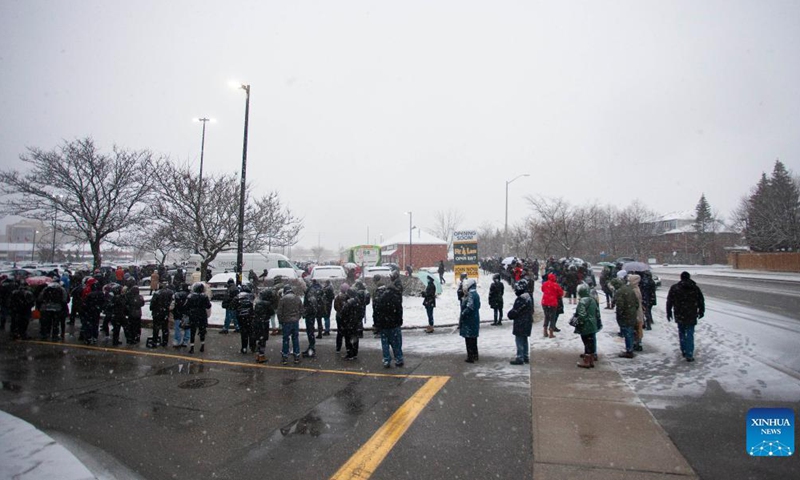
<box><xmin>666</xmin><ymin>271</ymin><xmax>705</xmax><ymax>362</ymax></box>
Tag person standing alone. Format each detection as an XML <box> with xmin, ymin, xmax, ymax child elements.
<box><xmin>666</xmin><ymin>271</ymin><xmax>705</xmax><ymax>362</ymax></box>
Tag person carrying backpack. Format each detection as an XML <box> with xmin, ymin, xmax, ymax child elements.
<box><xmin>37</xmin><ymin>281</ymin><xmax>68</xmax><ymax>341</ymax></box>
<box><xmin>236</xmin><ymin>285</ymin><xmax>256</xmax><ymax>354</ymax></box>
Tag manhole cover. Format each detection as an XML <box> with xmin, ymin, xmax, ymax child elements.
<box><xmin>178</xmin><ymin>378</ymin><xmax>219</xmax><ymax>389</ymax></box>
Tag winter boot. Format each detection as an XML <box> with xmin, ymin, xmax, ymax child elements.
<box><xmin>548</xmin><ymin>328</ymin><xmax>555</xmax><ymax>338</ymax></box>
<box><xmin>510</xmin><ymin>358</ymin><xmax>524</xmax><ymax>365</ymax></box>
<box><xmin>577</xmin><ymin>354</ymin><xmax>592</xmax><ymax>368</ymax></box>
<box><xmin>425</xmin><ymin>325</ymin><xmax>434</xmax><ymax>334</ymax></box>
<box><xmin>188</xmin><ymin>344</ymin><xmax>194</xmax><ymax>354</ymax></box>
<box><xmin>543</xmin><ymin>326</ymin><xmax>549</xmax><ymax>338</ymax></box>
<box><xmin>200</xmin><ymin>343</ymin><xmax>205</xmax><ymax>353</ymax></box>
<box><xmin>255</xmin><ymin>353</ymin><xmax>266</xmax><ymax>364</ymax></box>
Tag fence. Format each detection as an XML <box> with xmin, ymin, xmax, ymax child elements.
<box><xmin>728</xmin><ymin>252</ymin><xmax>800</xmax><ymax>272</ymax></box>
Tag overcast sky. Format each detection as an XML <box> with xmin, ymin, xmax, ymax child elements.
<box><xmin>1</xmin><ymin>0</ymin><xmax>798</xmax><ymax>252</ymax></box>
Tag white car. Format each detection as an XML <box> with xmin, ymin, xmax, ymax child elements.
<box><xmin>208</xmin><ymin>272</ymin><xmax>250</xmax><ymax>300</ymax></box>
<box><xmin>363</xmin><ymin>266</ymin><xmax>393</xmax><ymax>278</ymax></box>
<box><xmin>309</xmin><ymin>265</ymin><xmax>347</xmax><ymax>281</ymax></box>
<box><xmin>266</xmin><ymin>268</ymin><xmax>299</xmax><ymax>280</ymax></box>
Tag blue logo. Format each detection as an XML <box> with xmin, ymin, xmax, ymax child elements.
<box><xmin>747</xmin><ymin>408</ymin><xmax>794</xmax><ymax>457</ymax></box>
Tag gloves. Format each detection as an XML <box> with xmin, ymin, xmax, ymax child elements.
<box><xmin>666</xmin><ymin>314</ymin><xmax>673</xmax><ymax>322</ymax></box>
<box><xmin>698</xmin><ymin>312</ymin><xmax>704</xmax><ymax>319</ymax></box>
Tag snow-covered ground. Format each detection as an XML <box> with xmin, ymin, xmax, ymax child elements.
<box><xmin>651</xmin><ymin>263</ymin><xmax>800</xmax><ymax>283</ymax></box>
<box><xmin>191</xmin><ymin>268</ymin><xmax>800</xmax><ymax>405</ymax></box>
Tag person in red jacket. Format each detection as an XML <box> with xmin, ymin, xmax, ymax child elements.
<box><xmin>541</xmin><ymin>273</ymin><xmax>564</xmax><ymax>338</ymax></box>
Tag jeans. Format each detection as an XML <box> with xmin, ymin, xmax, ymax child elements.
<box><xmin>174</xmin><ymin>316</ymin><xmax>190</xmax><ymax>345</ymax></box>
<box><xmin>678</xmin><ymin>324</ymin><xmax>695</xmax><ymax>358</ymax></box>
<box><xmin>305</xmin><ymin>317</ymin><xmax>316</xmax><ymax>351</ymax></box>
<box><xmin>514</xmin><ymin>335</ymin><xmax>529</xmax><ymax>361</ymax></box>
<box><xmin>620</xmin><ymin>326</ymin><xmax>635</xmax><ymax>352</ymax></box>
<box><xmin>324</xmin><ymin>315</ymin><xmax>331</xmax><ymax>334</ymax></box>
<box><xmin>425</xmin><ymin>306</ymin><xmax>434</xmax><ymax>326</ymax></box>
<box><xmin>281</xmin><ymin>322</ymin><xmax>300</xmax><ymax>358</ymax></box>
<box><xmin>493</xmin><ymin>308</ymin><xmax>502</xmax><ymax>322</ymax></box>
<box><xmin>224</xmin><ymin>309</ymin><xmax>239</xmax><ymax>331</ymax></box>
<box><xmin>380</xmin><ymin>326</ymin><xmax>403</xmax><ymax>364</ymax></box>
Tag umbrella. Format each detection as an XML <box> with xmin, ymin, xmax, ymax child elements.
<box><xmin>597</xmin><ymin>262</ymin><xmax>616</xmax><ymax>268</ymax></box>
<box><xmin>501</xmin><ymin>256</ymin><xmax>517</xmax><ymax>266</ymax></box>
<box><xmin>622</xmin><ymin>261</ymin><xmax>650</xmax><ymax>272</ymax></box>
<box><xmin>343</xmin><ymin>262</ymin><xmax>357</xmax><ymax>270</ymax></box>
<box><xmin>416</xmin><ymin>272</ymin><xmax>443</xmax><ymax>295</ymax></box>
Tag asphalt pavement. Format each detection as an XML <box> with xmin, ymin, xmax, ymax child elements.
<box><xmin>0</xmin><ymin>318</ymin><xmax>707</xmax><ymax>480</ymax></box>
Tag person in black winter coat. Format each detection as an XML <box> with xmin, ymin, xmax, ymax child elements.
<box><xmin>82</xmin><ymin>282</ymin><xmax>105</xmax><ymax>344</ymax></box>
<box><xmin>253</xmin><ymin>289</ymin><xmax>274</xmax><ymax>363</ymax></box>
<box><xmin>0</xmin><ymin>276</ymin><xmax>17</xmax><ymax>330</ymax></box>
<box><xmin>303</xmin><ymin>280</ymin><xmax>322</xmax><ymax>357</ymax></box>
<box><xmin>171</xmin><ymin>283</ymin><xmax>191</xmax><ymax>348</ymax></box>
<box><xmin>340</xmin><ymin>289</ymin><xmax>362</xmax><ymax>359</ymax></box>
<box><xmin>488</xmin><ymin>274</ymin><xmax>504</xmax><ymax>326</ymax></box>
<box><xmin>37</xmin><ymin>282</ymin><xmax>68</xmax><ymax>341</ymax></box>
<box><xmin>108</xmin><ymin>284</ymin><xmax>129</xmax><ymax>346</ymax></box>
<box><xmin>639</xmin><ymin>271</ymin><xmax>657</xmax><ymax>330</ymax></box>
<box><xmin>373</xmin><ymin>281</ymin><xmax>404</xmax><ymax>368</ymax></box>
<box><xmin>666</xmin><ymin>271</ymin><xmax>705</xmax><ymax>362</ymax></box>
<box><xmin>126</xmin><ymin>285</ymin><xmax>144</xmax><ymax>344</ymax></box>
<box><xmin>322</xmin><ymin>280</ymin><xmax>335</xmax><ymax>336</ymax></box>
<box><xmin>236</xmin><ymin>286</ymin><xmax>256</xmax><ymax>354</ymax></box>
<box><xmin>9</xmin><ymin>282</ymin><xmax>35</xmax><ymax>340</ymax></box>
<box><xmin>149</xmin><ymin>283</ymin><xmax>173</xmax><ymax>347</ymax></box>
<box><xmin>186</xmin><ymin>282</ymin><xmax>212</xmax><ymax>354</ymax></box>
<box><xmin>422</xmin><ymin>276</ymin><xmax>437</xmax><ymax>333</ymax></box>
<box><xmin>507</xmin><ymin>279</ymin><xmax>533</xmax><ymax>365</ymax></box>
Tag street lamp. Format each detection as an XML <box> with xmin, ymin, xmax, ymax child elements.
<box><xmin>193</xmin><ymin>117</ymin><xmax>215</xmax><ymax>202</ymax></box>
<box><xmin>405</xmin><ymin>211</ymin><xmax>412</xmax><ymax>271</ymax></box>
<box><xmin>51</xmin><ymin>195</ymin><xmax>62</xmax><ymax>262</ymax></box>
<box><xmin>193</xmin><ymin>117</ymin><xmax>214</xmax><ymax>254</ymax></box>
<box><xmin>231</xmin><ymin>81</ymin><xmax>250</xmax><ymax>285</ymax></box>
<box><xmin>504</xmin><ymin>173</ymin><xmax>530</xmax><ymax>257</ymax></box>
<box><xmin>30</xmin><ymin>230</ymin><xmax>39</xmax><ymax>263</ymax></box>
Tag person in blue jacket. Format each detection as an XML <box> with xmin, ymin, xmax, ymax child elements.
<box><xmin>459</xmin><ymin>278</ymin><xmax>481</xmax><ymax>363</ymax></box>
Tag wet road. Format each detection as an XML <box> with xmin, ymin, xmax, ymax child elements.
<box><xmin>626</xmin><ymin>273</ymin><xmax>800</xmax><ymax>479</ymax></box>
<box><xmin>658</xmin><ymin>273</ymin><xmax>800</xmax><ymax>321</ymax></box>
<box><xmin>0</xmin><ymin>333</ymin><xmax>531</xmax><ymax>480</ymax></box>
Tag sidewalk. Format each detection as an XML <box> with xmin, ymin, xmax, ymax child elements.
<box><xmin>0</xmin><ymin>409</ymin><xmax>95</xmax><ymax>480</ymax></box>
<box><xmin>531</xmin><ymin>349</ymin><xmax>698</xmax><ymax>479</ymax></box>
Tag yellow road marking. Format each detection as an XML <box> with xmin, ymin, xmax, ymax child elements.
<box><xmin>23</xmin><ymin>340</ymin><xmax>433</xmax><ymax>379</ymax></box>
<box><xmin>25</xmin><ymin>340</ymin><xmax>451</xmax><ymax>479</ymax></box>
<box><xmin>330</xmin><ymin>375</ymin><xmax>450</xmax><ymax>480</ymax></box>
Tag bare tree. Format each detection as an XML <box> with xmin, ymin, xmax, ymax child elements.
<box><xmin>525</xmin><ymin>196</ymin><xmax>598</xmax><ymax>258</ymax></box>
<box><xmin>615</xmin><ymin>200</ymin><xmax>658</xmax><ymax>259</ymax></box>
<box><xmin>431</xmin><ymin>208</ymin><xmax>464</xmax><ymax>251</ymax></box>
<box><xmin>477</xmin><ymin>222</ymin><xmax>503</xmax><ymax>258</ymax></box>
<box><xmin>508</xmin><ymin>220</ymin><xmax>536</xmax><ymax>259</ymax></box>
<box><xmin>0</xmin><ymin>137</ymin><xmax>159</xmax><ymax>269</ymax></box>
<box><xmin>150</xmin><ymin>162</ymin><xmax>303</xmax><ymax>273</ymax></box>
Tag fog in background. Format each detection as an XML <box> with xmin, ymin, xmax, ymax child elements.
<box><xmin>1</xmin><ymin>0</ymin><xmax>798</xmax><ymax>252</ymax></box>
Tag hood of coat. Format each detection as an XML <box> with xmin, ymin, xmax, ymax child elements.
<box><xmin>628</xmin><ymin>274</ymin><xmax>641</xmax><ymax>287</ymax></box>
<box><xmin>577</xmin><ymin>283</ymin><xmax>590</xmax><ymax>298</ymax></box>
<box><xmin>547</xmin><ymin>273</ymin><xmax>556</xmax><ymax>282</ymax></box>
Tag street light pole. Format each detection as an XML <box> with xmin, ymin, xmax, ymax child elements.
<box><xmin>503</xmin><ymin>173</ymin><xmax>530</xmax><ymax>257</ymax></box>
<box><xmin>234</xmin><ymin>83</ymin><xmax>250</xmax><ymax>286</ymax></box>
<box><xmin>51</xmin><ymin>200</ymin><xmax>58</xmax><ymax>262</ymax></box>
<box><xmin>405</xmin><ymin>211</ymin><xmax>413</xmax><ymax>270</ymax></box>
<box><xmin>193</xmin><ymin>117</ymin><xmax>213</xmax><ymax>254</ymax></box>
<box><xmin>31</xmin><ymin>230</ymin><xmax>38</xmax><ymax>263</ymax></box>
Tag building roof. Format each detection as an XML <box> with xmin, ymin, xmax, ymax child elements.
<box><xmin>380</xmin><ymin>230</ymin><xmax>447</xmax><ymax>247</ymax></box>
<box><xmin>657</xmin><ymin>210</ymin><xmax>696</xmax><ymax>222</ymax></box>
<box><xmin>663</xmin><ymin>220</ymin><xmax>736</xmax><ymax>235</ymax></box>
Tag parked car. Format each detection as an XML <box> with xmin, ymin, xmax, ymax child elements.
<box><xmin>207</xmin><ymin>272</ymin><xmax>250</xmax><ymax>300</ymax></box>
<box><xmin>309</xmin><ymin>265</ymin><xmax>347</xmax><ymax>281</ymax></box>
<box><xmin>363</xmin><ymin>266</ymin><xmax>393</xmax><ymax>278</ymax></box>
<box><xmin>265</xmin><ymin>267</ymin><xmax>300</xmax><ymax>281</ymax></box>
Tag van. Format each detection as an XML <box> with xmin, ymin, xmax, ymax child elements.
<box><xmin>186</xmin><ymin>252</ymin><xmax>301</xmax><ymax>276</ymax></box>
